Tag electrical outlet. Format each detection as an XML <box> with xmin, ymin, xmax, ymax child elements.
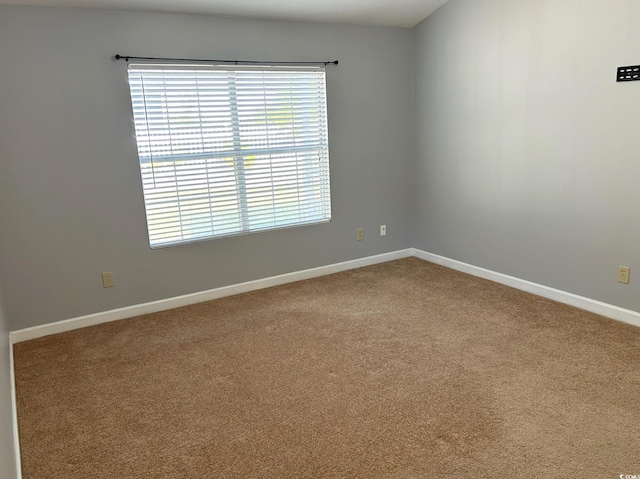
<box><xmin>618</xmin><ymin>266</ymin><xmax>630</xmax><ymax>284</ymax></box>
<box><xmin>102</xmin><ymin>272</ymin><xmax>115</xmax><ymax>288</ymax></box>
<box><xmin>357</xmin><ymin>228</ymin><xmax>364</xmax><ymax>241</ymax></box>
<box><xmin>380</xmin><ymin>225</ymin><xmax>387</xmax><ymax>236</ymax></box>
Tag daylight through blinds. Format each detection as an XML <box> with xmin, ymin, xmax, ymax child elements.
<box><xmin>127</xmin><ymin>64</ymin><xmax>331</xmax><ymax>248</ymax></box>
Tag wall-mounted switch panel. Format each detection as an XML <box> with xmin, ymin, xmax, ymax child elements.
<box><xmin>357</xmin><ymin>228</ymin><xmax>364</xmax><ymax>241</ymax></box>
<box><xmin>380</xmin><ymin>225</ymin><xmax>387</xmax><ymax>236</ymax></box>
<box><xmin>617</xmin><ymin>65</ymin><xmax>640</xmax><ymax>82</ymax></box>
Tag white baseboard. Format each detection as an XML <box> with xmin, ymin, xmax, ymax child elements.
<box><xmin>10</xmin><ymin>247</ymin><xmax>638</xmax><ymax>344</ymax></box>
<box><xmin>411</xmin><ymin>248</ymin><xmax>640</xmax><ymax>328</ymax></box>
<box><xmin>10</xmin><ymin>249</ymin><xmax>414</xmax><ymax>344</ymax></box>
<box><xmin>9</xmin><ymin>336</ymin><xmax>22</xmax><ymax>479</ymax></box>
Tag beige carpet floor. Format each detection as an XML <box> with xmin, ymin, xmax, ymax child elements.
<box><xmin>14</xmin><ymin>258</ymin><xmax>640</xmax><ymax>478</ymax></box>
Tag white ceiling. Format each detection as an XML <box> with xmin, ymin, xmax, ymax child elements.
<box><xmin>0</xmin><ymin>0</ymin><xmax>450</xmax><ymax>27</ymax></box>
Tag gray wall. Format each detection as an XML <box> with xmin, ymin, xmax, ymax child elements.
<box><xmin>2</xmin><ymin>0</ymin><xmax>638</xmax><ymax>332</ymax></box>
<box><xmin>413</xmin><ymin>0</ymin><xmax>640</xmax><ymax>312</ymax></box>
<box><xmin>0</xmin><ymin>291</ymin><xmax>17</xmax><ymax>479</ymax></box>
<box><xmin>0</xmin><ymin>6</ymin><xmax>414</xmax><ymax>330</ymax></box>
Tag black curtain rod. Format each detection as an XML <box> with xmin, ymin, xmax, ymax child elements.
<box><xmin>114</xmin><ymin>54</ymin><xmax>338</xmax><ymax>66</ymax></box>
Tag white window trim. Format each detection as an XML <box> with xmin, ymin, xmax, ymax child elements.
<box><xmin>126</xmin><ymin>63</ymin><xmax>332</xmax><ymax>248</ymax></box>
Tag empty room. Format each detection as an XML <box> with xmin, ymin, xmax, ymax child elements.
<box><xmin>0</xmin><ymin>0</ymin><xmax>638</xmax><ymax>477</ymax></box>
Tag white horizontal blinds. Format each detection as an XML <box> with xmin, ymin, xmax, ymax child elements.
<box><xmin>127</xmin><ymin>64</ymin><xmax>331</xmax><ymax>247</ymax></box>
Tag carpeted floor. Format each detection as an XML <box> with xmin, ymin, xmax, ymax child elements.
<box><xmin>13</xmin><ymin>257</ymin><xmax>640</xmax><ymax>478</ymax></box>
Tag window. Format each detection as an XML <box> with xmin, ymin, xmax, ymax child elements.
<box><xmin>126</xmin><ymin>64</ymin><xmax>331</xmax><ymax>248</ymax></box>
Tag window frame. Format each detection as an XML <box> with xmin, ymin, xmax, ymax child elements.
<box><xmin>126</xmin><ymin>63</ymin><xmax>332</xmax><ymax>249</ymax></box>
